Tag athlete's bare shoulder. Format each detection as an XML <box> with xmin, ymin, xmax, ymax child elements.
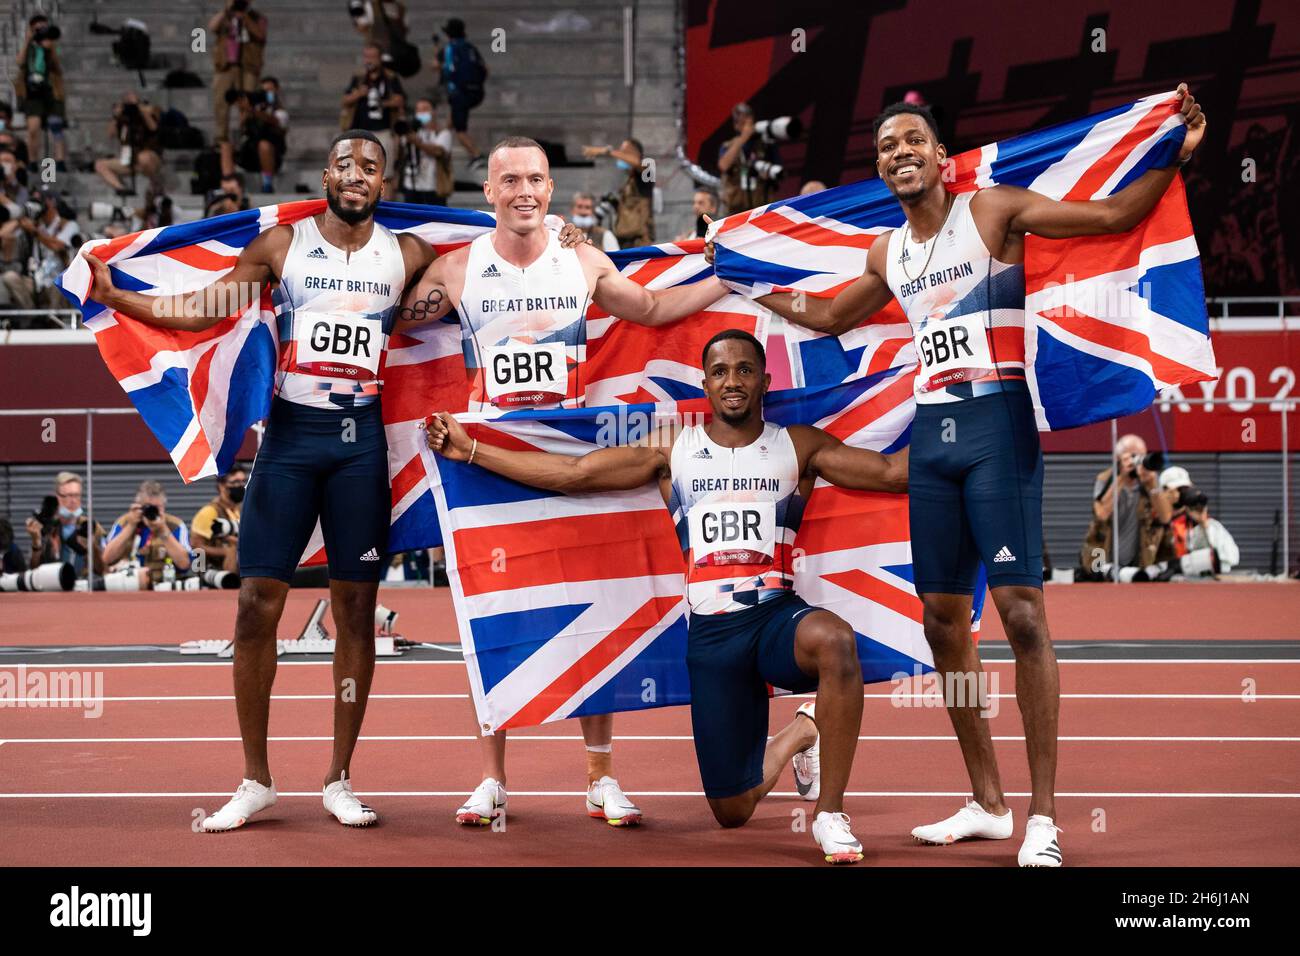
<box><xmin>244</xmin><ymin>223</ymin><xmax>294</xmax><ymax>279</ymax></box>
<box><xmin>866</xmin><ymin>227</ymin><xmax>894</xmax><ymax>276</ymax></box>
<box><xmin>397</xmin><ymin>232</ymin><xmax>435</xmax><ymax>279</ymax></box>
<box><xmin>786</xmin><ymin>423</ymin><xmax>831</xmax><ymax>475</ymax></box>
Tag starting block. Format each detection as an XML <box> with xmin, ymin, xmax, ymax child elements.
<box><xmin>179</xmin><ymin>599</ymin><xmax>405</xmax><ymax>657</ymax></box>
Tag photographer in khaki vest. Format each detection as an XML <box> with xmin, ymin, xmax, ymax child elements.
<box><xmin>209</xmin><ymin>0</ymin><xmax>268</xmax><ymax>172</ymax></box>
<box><xmin>191</xmin><ymin>466</ymin><xmax>246</xmax><ymax>572</ymax></box>
<box><xmin>582</xmin><ymin>138</ymin><xmax>655</xmax><ymax>248</ymax></box>
<box><xmin>104</xmin><ymin>480</ymin><xmax>193</xmax><ymax>589</ymax></box>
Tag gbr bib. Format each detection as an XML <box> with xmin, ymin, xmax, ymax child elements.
<box><xmin>668</xmin><ymin>423</ymin><xmax>804</xmax><ymax>615</ymax></box>
<box><xmin>272</xmin><ymin>215</ymin><xmax>405</xmax><ymax>409</ymax></box>
<box><xmin>457</xmin><ymin>231</ymin><xmax>591</xmax><ymax>411</ymax></box>
<box><xmin>885</xmin><ymin>190</ymin><xmax>1028</xmax><ymax>404</ymax></box>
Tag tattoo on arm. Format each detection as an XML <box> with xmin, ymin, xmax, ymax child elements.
<box><xmin>398</xmin><ymin>286</ymin><xmax>445</xmax><ymax>324</ymax></box>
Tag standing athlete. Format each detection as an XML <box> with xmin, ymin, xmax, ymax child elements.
<box><xmin>730</xmin><ymin>86</ymin><xmax>1206</xmax><ymax>866</ymax></box>
<box><xmin>87</xmin><ymin>130</ymin><xmax>442</xmax><ymax>831</ymax></box>
<box><xmin>402</xmin><ymin>135</ymin><xmax>728</xmax><ymax>827</ymax></box>
<box><xmin>427</xmin><ymin>329</ymin><xmax>907</xmax><ymax>863</ymax></box>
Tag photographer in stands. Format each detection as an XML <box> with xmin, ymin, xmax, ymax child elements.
<box><xmin>676</xmin><ymin>187</ymin><xmax>719</xmax><ymax>241</ymax></box>
<box><xmin>582</xmin><ymin>138</ymin><xmax>655</xmax><ymax>247</ymax></box>
<box><xmin>349</xmin><ymin>1</ymin><xmax>409</xmax><ymax>60</ymax></box>
<box><xmin>571</xmin><ymin>191</ymin><xmax>619</xmax><ymax>252</ymax></box>
<box><xmin>717</xmin><ymin>102</ymin><xmax>792</xmax><ymax>214</ymax></box>
<box><xmin>231</xmin><ymin>77</ymin><xmax>289</xmax><ymax>193</ymax></box>
<box><xmin>103</xmin><ymin>480</ymin><xmax>193</xmax><ymax>590</ymax></box>
<box><xmin>341</xmin><ymin>42</ymin><xmax>406</xmax><ymax>192</ymax></box>
<box><xmin>25</xmin><ymin>472</ymin><xmax>105</xmax><ymax>580</ymax></box>
<box><xmin>397</xmin><ymin>98</ymin><xmax>453</xmax><ymax>205</ymax></box>
<box><xmin>15</xmin><ymin>12</ymin><xmax>67</xmax><ymax>171</ymax></box>
<box><xmin>209</xmin><ymin>0</ymin><xmax>268</xmax><ymax>177</ymax></box>
<box><xmin>204</xmin><ymin>172</ymin><xmax>251</xmax><ymax>219</ymax></box>
<box><xmin>93</xmin><ymin>92</ymin><xmax>163</xmax><ymax>196</ymax></box>
<box><xmin>191</xmin><ymin>467</ymin><xmax>246</xmax><ymax>573</ymax></box>
<box><xmin>1079</xmin><ymin>434</ymin><xmax>1174</xmax><ymax>581</ymax></box>
<box><xmin>1</xmin><ymin>186</ymin><xmax>82</xmax><ymax>324</ymax></box>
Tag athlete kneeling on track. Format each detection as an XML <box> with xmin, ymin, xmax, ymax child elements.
<box><xmin>427</xmin><ymin>328</ymin><xmax>909</xmax><ymax>864</ymax></box>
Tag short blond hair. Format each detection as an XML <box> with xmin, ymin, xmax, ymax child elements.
<box><xmin>136</xmin><ymin>479</ymin><xmax>166</xmax><ymax>500</ymax></box>
<box><xmin>54</xmin><ymin>471</ymin><xmax>82</xmax><ymax>490</ymax></box>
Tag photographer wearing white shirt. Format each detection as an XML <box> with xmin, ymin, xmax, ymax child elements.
<box><xmin>398</xmin><ymin>98</ymin><xmax>453</xmax><ymax>205</ymax></box>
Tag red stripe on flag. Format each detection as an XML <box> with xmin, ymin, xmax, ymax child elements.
<box><xmin>497</xmin><ymin>593</ymin><xmax>682</xmax><ymax>730</ymax></box>
<box><xmin>1063</xmin><ymin>99</ymin><xmax>1174</xmax><ymax>202</ymax></box>
<box><xmin>817</xmin><ymin>372</ymin><xmax>916</xmax><ymax>442</ymax></box>
<box><xmin>746</xmin><ymin>209</ymin><xmax>876</xmax><ymax>250</ymax></box>
<box><xmin>177</xmin><ymin>427</ymin><xmax>212</xmax><ymax>481</ymax></box>
<box><xmin>821</xmin><ymin>568</ymin><xmax>924</xmax><ymax>625</ymax></box>
<box><xmin>162</xmin><ymin>245</ymin><xmax>238</xmax><ymax>272</ymax></box>
<box><xmin>390</xmin><ymin>448</ymin><xmax>426</xmax><ymax>506</ymax></box>
<box><xmin>453</xmin><ymin>511</ymin><xmax>683</xmax><ymax>595</ymax></box>
<box><xmin>1042</xmin><ymin>305</ymin><xmax>1211</xmax><ymax>384</ymax></box>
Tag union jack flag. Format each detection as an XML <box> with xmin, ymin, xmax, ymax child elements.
<box><xmin>425</xmin><ymin>366</ymin><xmax>961</xmax><ymax>732</ymax></box>
<box><xmin>713</xmin><ymin>91</ymin><xmax>1217</xmax><ymax>428</ymax></box>
<box><xmin>56</xmin><ymin>203</ymin><xmax>765</xmax><ymax>561</ymax></box>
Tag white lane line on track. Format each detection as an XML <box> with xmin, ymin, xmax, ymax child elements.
<box><xmin>4</xmin><ymin>693</ymin><xmax>1297</xmax><ymax>703</ymax></box>
<box><xmin>1</xmin><ymin>791</ymin><xmax>1297</xmax><ymax>799</ymax></box>
<box><xmin>3</xmin><ymin>735</ymin><xmax>1298</xmax><ymax>744</ymax></box>
<box><xmin>4</xmin><ymin>659</ymin><xmax>1299</xmax><ymax>669</ymax></box>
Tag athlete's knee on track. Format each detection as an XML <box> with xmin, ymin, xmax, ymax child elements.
<box><xmin>234</xmin><ymin>579</ymin><xmax>286</xmax><ymax>640</ymax></box>
<box><xmin>800</xmin><ymin>615</ymin><xmax>859</xmax><ymax>681</ymax></box>
<box><xmin>709</xmin><ymin>796</ymin><xmax>756</xmax><ymax>829</ymax></box>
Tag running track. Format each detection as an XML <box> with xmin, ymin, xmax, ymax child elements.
<box><xmin>1</xmin><ymin>584</ymin><xmax>1297</xmax><ymax>867</ymax></box>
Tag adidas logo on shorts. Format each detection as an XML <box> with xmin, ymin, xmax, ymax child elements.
<box><xmin>360</xmin><ymin>548</ymin><xmax>381</xmax><ymax>562</ymax></box>
<box><xmin>481</xmin><ymin>264</ymin><xmax>501</xmax><ymax>278</ymax></box>
<box><xmin>993</xmin><ymin>546</ymin><xmax>1016</xmax><ymax>563</ymax></box>
<box><xmin>691</xmin><ymin>448</ymin><xmax>712</xmax><ymax>459</ymax></box>
<box><xmin>307</xmin><ymin>247</ymin><xmax>328</xmax><ymax>260</ymax></box>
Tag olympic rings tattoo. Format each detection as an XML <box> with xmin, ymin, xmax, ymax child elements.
<box><xmin>397</xmin><ymin>286</ymin><xmax>445</xmax><ymax>324</ymax></box>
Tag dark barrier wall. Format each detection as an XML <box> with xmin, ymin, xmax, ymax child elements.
<box><xmin>685</xmin><ymin>0</ymin><xmax>1300</xmax><ymax>296</ymax></box>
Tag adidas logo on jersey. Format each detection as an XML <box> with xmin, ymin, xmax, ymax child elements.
<box><xmin>691</xmin><ymin>448</ymin><xmax>712</xmax><ymax>459</ymax></box>
<box><xmin>307</xmin><ymin>247</ymin><xmax>328</xmax><ymax>260</ymax></box>
<box><xmin>993</xmin><ymin>546</ymin><xmax>1016</xmax><ymax>563</ymax></box>
<box><xmin>481</xmin><ymin>264</ymin><xmax>501</xmax><ymax>278</ymax></box>
<box><xmin>360</xmin><ymin>548</ymin><xmax>381</xmax><ymax>562</ymax></box>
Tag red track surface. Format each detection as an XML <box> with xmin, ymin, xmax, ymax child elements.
<box><xmin>1</xmin><ymin>583</ymin><xmax>1298</xmax><ymax>866</ymax></box>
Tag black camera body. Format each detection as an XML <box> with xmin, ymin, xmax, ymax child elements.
<box><xmin>31</xmin><ymin>495</ymin><xmax>58</xmax><ymax>532</ymax></box>
<box><xmin>141</xmin><ymin>504</ymin><xmax>161</xmax><ymax>523</ymax></box>
<box><xmin>393</xmin><ymin>117</ymin><xmax>423</xmax><ymax>137</ymax></box>
<box><xmin>1178</xmin><ymin>486</ymin><xmax>1208</xmax><ymax>512</ymax></box>
<box><xmin>33</xmin><ymin>24</ymin><xmax>61</xmax><ymax>43</ymax></box>
<box><xmin>348</xmin><ymin>0</ymin><xmax>366</xmax><ymax>17</ymax></box>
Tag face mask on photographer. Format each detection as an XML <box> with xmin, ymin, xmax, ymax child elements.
<box><xmin>416</xmin><ymin>111</ymin><xmax>433</xmax><ymax>125</ymax></box>
<box><xmin>571</xmin><ymin>214</ymin><xmax>595</xmax><ymax>229</ymax></box>
<box><xmin>58</xmin><ymin>505</ymin><xmax>83</xmax><ymax>520</ymax></box>
<box><xmin>227</xmin><ymin>484</ymin><xmax>246</xmax><ymax>504</ymax></box>
<box><xmin>615</xmin><ymin>159</ymin><xmax>632</xmax><ymax>173</ymax></box>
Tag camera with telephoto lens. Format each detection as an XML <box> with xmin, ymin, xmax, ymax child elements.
<box><xmin>750</xmin><ymin>158</ymin><xmax>784</xmax><ymax>182</ymax></box>
<box><xmin>23</xmin><ymin>198</ymin><xmax>44</xmax><ymax>219</ymax></box>
<box><xmin>201</xmin><ymin>568</ymin><xmax>241</xmax><ymax>590</ymax></box>
<box><xmin>1178</xmin><ymin>486</ymin><xmax>1208</xmax><ymax>512</ymax></box>
<box><xmin>120</xmin><ymin>101</ymin><xmax>140</xmax><ymax>121</ymax></box>
<box><xmin>0</xmin><ymin>561</ymin><xmax>75</xmax><ymax>593</ymax></box>
<box><xmin>753</xmin><ymin>116</ymin><xmax>801</xmax><ymax>144</ymax></box>
<box><xmin>392</xmin><ymin>116</ymin><xmax>424</xmax><ymax>137</ymax></box>
<box><xmin>140</xmin><ymin>504</ymin><xmax>160</xmax><ymax>522</ymax></box>
<box><xmin>1137</xmin><ymin>450</ymin><xmax>1165</xmax><ymax>474</ymax></box>
<box><xmin>33</xmin><ymin>24</ymin><xmax>62</xmax><ymax>43</ymax></box>
<box><xmin>210</xmin><ymin>517</ymin><xmax>237</xmax><ymax>539</ymax></box>
<box><xmin>348</xmin><ymin>1</ymin><xmax>365</xmax><ymax>18</ymax></box>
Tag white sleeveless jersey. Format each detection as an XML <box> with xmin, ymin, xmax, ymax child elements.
<box><xmin>884</xmin><ymin>190</ymin><xmax>1028</xmax><ymax>405</ymax></box>
<box><xmin>272</xmin><ymin>215</ymin><xmax>406</xmax><ymax>410</ymax></box>
<box><xmin>456</xmin><ymin>231</ymin><xmax>592</xmax><ymax>411</ymax></box>
<box><xmin>668</xmin><ymin>423</ymin><xmax>805</xmax><ymax>615</ymax></box>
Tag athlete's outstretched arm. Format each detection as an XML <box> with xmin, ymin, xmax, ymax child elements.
<box><xmin>85</xmin><ymin>227</ymin><xmax>286</xmax><ymax>332</ymax></box>
<box><xmin>990</xmin><ymin>83</ymin><xmax>1206</xmax><ymax>239</ymax></box>
<box><xmin>791</xmin><ymin>424</ymin><xmax>908</xmax><ymax>493</ymax></box>
<box><xmin>427</xmin><ymin>411</ymin><xmax>669</xmax><ymax>493</ymax></box>
<box><xmin>582</xmin><ymin>242</ymin><xmax>727</xmax><ymax>327</ymax></box>
<box><xmin>758</xmin><ymin>244</ymin><xmax>895</xmax><ymax>337</ymax></box>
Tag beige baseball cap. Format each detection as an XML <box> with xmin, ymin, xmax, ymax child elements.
<box><xmin>1159</xmin><ymin>466</ymin><xmax>1192</xmax><ymax>490</ymax></box>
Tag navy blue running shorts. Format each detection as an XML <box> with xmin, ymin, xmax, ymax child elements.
<box><xmin>686</xmin><ymin>591</ymin><xmax>821</xmax><ymax>800</ymax></box>
<box><xmin>907</xmin><ymin>382</ymin><xmax>1044</xmax><ymax>594</ymax></box>
<box><xmin>238</xmin><ymin>397</ymin><xmax>390</xmax><ymax>583</ymax></box>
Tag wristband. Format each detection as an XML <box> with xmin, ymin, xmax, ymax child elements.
<box><xmin>468</xmin><ymin>438</ymin><xmax>478</xmax><ymax>464</ymax></box>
